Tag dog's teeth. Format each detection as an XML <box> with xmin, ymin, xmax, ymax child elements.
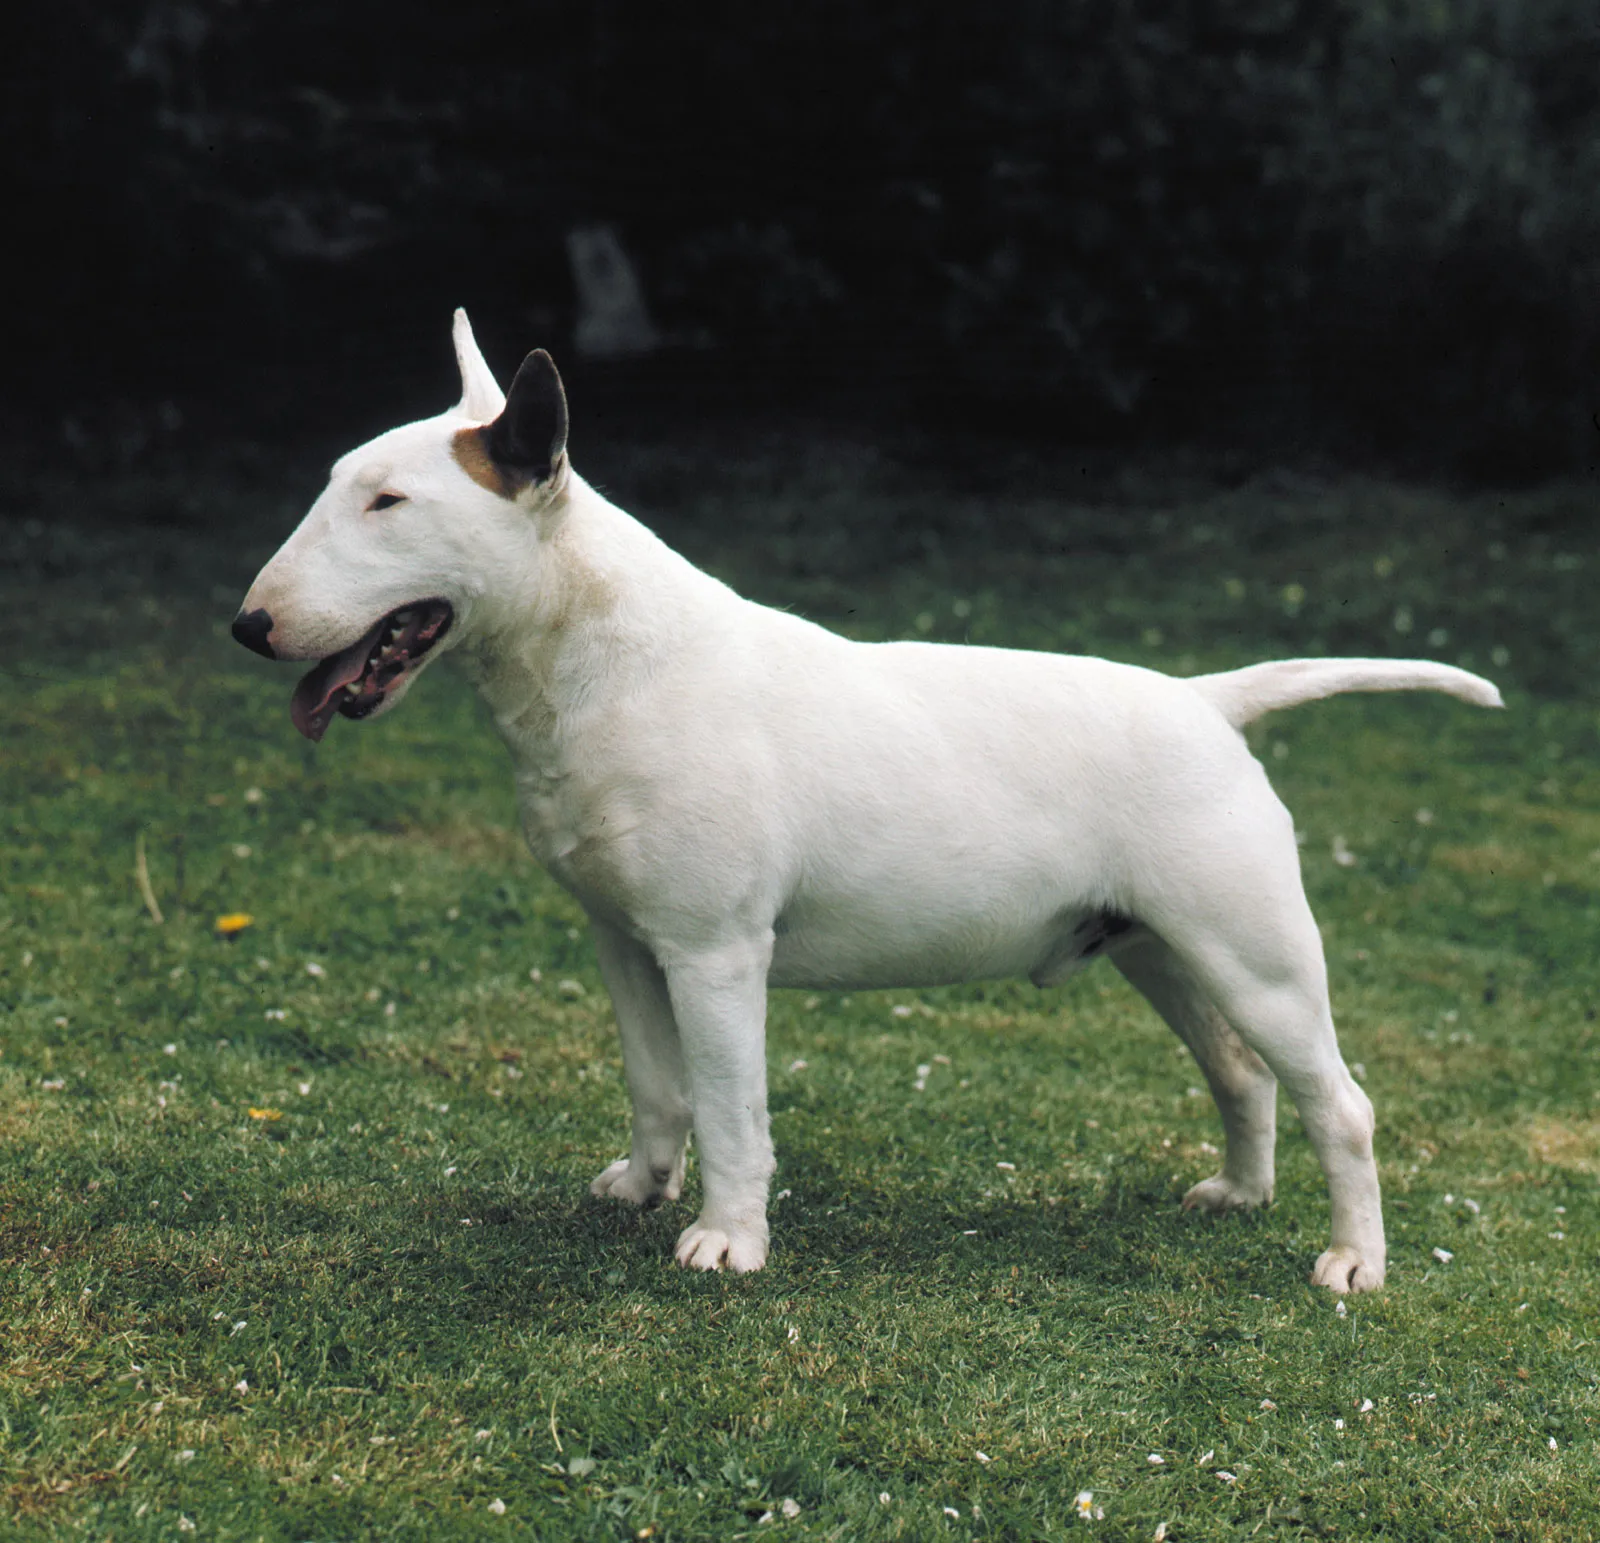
<box><xmin>393</xmin><ymin>610</ymin><xmax>413</xmax><ymax>626</ymax></box>
<box><xmin>345</xmin><ymin>683</ymin><xmax>362</xmax><ymax>696</ymax></box>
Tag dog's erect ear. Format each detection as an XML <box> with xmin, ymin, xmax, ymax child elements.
<box><xmin>452</xmin><ymin>308</ymin><xmax>506</xmax><ymax>422</ymax></box>
<box><xmin>483</xmin><ymin>350</ymin><xmax>569</xmax><ymax>486</ymax></box>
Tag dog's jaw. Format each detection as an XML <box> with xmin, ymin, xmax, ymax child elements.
<box><xmin>289</xmin><ymin>599</ymin><xmax>454</xmax><ymax>741</ymax></box>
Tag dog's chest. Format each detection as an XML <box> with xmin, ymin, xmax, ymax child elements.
<box><xmin>513</xmin><ymin>763</ymin><xmax>640</xmax><ymax>913</ymax></box>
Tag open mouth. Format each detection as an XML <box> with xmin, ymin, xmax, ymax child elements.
<box><xmin>289</xmin><ymin>599</ymin><xmax>453</xmax><ymax>742</ymax></box>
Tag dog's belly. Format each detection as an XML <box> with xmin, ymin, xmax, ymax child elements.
<box><xmin>767</xmin><ymin>895</ymin><xmax>1123</xmax><ymax>992</ymax></box>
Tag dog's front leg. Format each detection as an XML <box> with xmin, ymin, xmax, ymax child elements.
<box><xmin>662</xmin><ymin>937</ymin><xmax>775</xmax><ymax>1273</ymax></box>
<box><xmin>589</xmin><ymin>919</ymin><xmax>694</xmax><ymax>1208</ymax></box>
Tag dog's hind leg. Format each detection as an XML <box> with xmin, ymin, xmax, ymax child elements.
<box><xmin>1157</xmin><ymin>885</ymin><xmax>1384</xmax><ymax>1293</ymax></box>
<box><xmin>589</xmin><ymin>919</ymin><xmax>694</xmax><ymax>1209</ymax></box>
<box><xmin>1112</xmin><ymin>933</ymin><xmax>1278</xmax><ymax>1212</ymax></box>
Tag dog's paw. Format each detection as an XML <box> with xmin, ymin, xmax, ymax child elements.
<box><xmin>589</xmin><ymin>1156</ymin><xmax>682</xmax><ymax>1208</ymax></box>
<box><xmin>674</xmin><ymin>1217</ymin><xmax>768</xmax><ymax>1273</ymax></box>
<box><xmin>1181</xmin><ymin>1173</ymin><xmax>1273</xmax><ymax>1213</ymax></box>
<box><xmin>1310</xmin><ymin>1245</ymin><xmax>1386</xmax><ymax>1293</ymax></box>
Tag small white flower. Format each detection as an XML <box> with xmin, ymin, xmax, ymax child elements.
<box><xmin>1074</xmin><ymin>1491</ymin><xmax>1095</xmax><ymax>1518</ymax></box>
<box><xmin>297</xmin><ymin>1082</ymin><xmax>311</xmax><ymax>1096</ymax></box>
<box><xmin>178</xmin><ymin>1518</ymin><xmax>195</xmax><ymax>1533</ymax></box>
<box><xmin>781</xmin><ymin>1499</ymin><xmax>800</xmax><ymax>1519</ymax></box>
<box><xmin>557</xmin><ymin>978</ymin><xmax>584</xmax><ymax>998</ymax></box>
<box><xmin>1217</xmin><ymin>1470</ymin><xmax>1237</xmax><ymax>1483</ymax></box>
<box><xmin>996</xmin><ymin>1161</ymin><xmax>1016</xmax><ymax>1171</ymax></box>
<box><xmin>757</xmin><ymin>1511</ymin><xmax>774</xmax><ymax>1525</ymax></box>
<box><xmin>944</xmin><ymin>1507</ymin><xmax>961</xmax><ymax>1520</ymax></box>
<box><xmin>917</xmin><ymin>1063</ymin><xmax>932</xmax><ymax>1078</ymax></box>
<box><xmin>1549</xmin><ymin>1231</ymin><xmax>1565</xmax><ymax>1240</ymax></box>
<box><xmin>177</xmin><ymin>1449</ymin><xmax>195</xmax><ymax>1462</ymax></box>
<box><xmin>475</xmin><ymin>1429</ymin><xmax>492</xmax><ymax>1442</ymax></box>
<box><xmin>1463</xmin><ymin>1198</ymin><xmax>1480</xmax><ymax>1215</ymax></box>
<box><xmin>1548</xmin><ymin>1437</ymin><xmax>1558</xmax><ymax>1452</ymax></box>
<box><xmin>1335</xmin><ymin>1300</ymin><xmax>1347</xmax><ymax>1317</ymax></box>
<box><xmin>1331</xmin><ymin>835</ymin><xmax>1357</xmax><ymax>868</ymax></box>
<box><xmin>444</xmin><ymin>1166</ymin><xmax>458</xmax><ymax>1177</ymax></box>
<box><xmin>1198</xmin><ymin>1450</ymin><xmax>1214</xmax><ymax>1467</ymax></box>
<box><xmin>891</xmin><ymin>1004</ymin><xmax>913</xmax><ymax>1018</ymax></box>
<box><xmin>787</xmin><ymin>1059</ymin><xmax>808</xmax><ymax>1073</ymax></box>
<box><xmin>1259</xmin><ymin>1399</ymin><xmax>1277</xmax><ymax>1412</ymax></box>
<box><xmin>879</xmin><ymin>1492</ymin><xmax>891</xmax><ymax>1505</ymax></box>
<box><xmin>264</xmin><ymin>1008</ymin><xmax>286</xmax><ymax>1021</ymax></box>
<box><xmin>1147</xmin><ymin>1452</ymin><xmax>1165</xmax><ymax>1465</ymax></box>
<box><xmin>1555</xmin><ymin>1205</ymin><xmax>1566</xmax><ymax>1214</ymax></box>
<box><xmin>976</xmin><ymin>1451</ymin><xmax>991</xmax><ymax>1463</ymax></box>
<box><xmin>305</xmin><ymin>962</ymin><xmax>325</xmax><ymax>977</ymax></box>
<box><xmin>234</xmin><ymin>1379</ymin><xmax>248</xmax><ymax>1394</ymax></box>
<box><xmin>1334</xmin><ymin>1419</ymin><xmax>1345</xmax><ymax>1431</ymax></box>
<box><xmin>787</xmin><ymin>1326</ymin><xmax>799</xmax><ymax>1343</ymax></box>
<box><xmin>1199</xmin><ymin>1141</ymin><xmax>1219</xmax><ymax>1155</ymax></box>
<box><xmin>488</xmin><ymin>1498</ymin><xmax>506</xmax><ymax>1516</ymax></box>
<box><xmin>1414</xmin><ymin>807</ymin><xmax>1434</xmax><ymax>825</ymax></box>
<box><xmin>1154</xmin><ymin>1525</ymin><xmax>1169</xmax><ymax>1542</ymax></box>
<box><xmin>1517</xmin><ymin>1302</ymin><xmax>1530</xmax><ymax>1313</ymax></box>
<box><xmin>233</xmin><ymin>844</ymin><xmax>252</xmax><ymax>859</ymax></box>
<box><xmin>384</xmin><ymin>1001</ymin><xmax>396</xmax><ymax>1017</ymax></box>
<box><xmin>163</xmin><ymin>1042</ymin><xmax>178</xmax><ymax>1056</ymax></box>
<box><xmin>230</xmin><ymin>1320</ymin><xmax>247</xmax><ymax>1336</ymax></box>
<box><xmin>1359</xmin><ymin>1399</ymin><xmax>1374</xmax><ymax>1414</ymax></box>
<box><xmin>1432</xmin><ymin>1247</ymin><xmax>1454</xmax><ymax>1263</ymax></box>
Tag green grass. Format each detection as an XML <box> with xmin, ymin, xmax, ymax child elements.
<box><xmin>2</xmin><ymin>446</ymin><xmax>1598</xmax><ymax>1540</ymax></box>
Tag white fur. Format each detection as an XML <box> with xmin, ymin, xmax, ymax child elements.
<box><xmin>239</xmin><ymin>312</ymin><xmax>1504</xmax><ymax>1292</ymax></box>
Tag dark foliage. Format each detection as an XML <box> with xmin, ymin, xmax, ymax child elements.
<box><xmin>12</xmin><ymin>0</ymin><xmax>1599</xmax><ymax>476</ymax></box>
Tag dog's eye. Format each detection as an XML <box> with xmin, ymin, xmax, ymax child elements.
<box><xmin>368</xmin><ymin>492</ymin><xmax>406</xmax><ymax>511</ymax></box>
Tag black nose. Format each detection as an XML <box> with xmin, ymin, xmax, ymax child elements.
<box><xmin>231</xmin><ymin>607</ymin><xmax>276</xmax><ymax>659</ymax></box>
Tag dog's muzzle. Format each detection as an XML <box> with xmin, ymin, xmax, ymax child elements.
<box><xmin>231</xmin><ymin>608</ymin><xmax>276</xmax><ymax>659</ymax></box>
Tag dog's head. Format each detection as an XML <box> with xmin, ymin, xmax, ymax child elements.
<box><xmin>234</xmin><ymin>311</ymin><xmax>569</xmax><ymax>740</ymax></box>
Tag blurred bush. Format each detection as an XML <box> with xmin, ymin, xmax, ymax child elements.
<box><xmin>12</xmin><ymin>0</ymin><xmax>1598</xmax><ymax>477</ymax></box>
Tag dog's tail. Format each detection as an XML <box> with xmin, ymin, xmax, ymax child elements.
<box><xmin>1190</xmin><ymin>657</ymin><xmax>1504</xmax><ymax>730</ymax></box>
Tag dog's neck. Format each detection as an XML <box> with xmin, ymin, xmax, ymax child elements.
<box><xmin>452</xmin><ymin>470</ymin><xmax>725</xmax><ymax>764</ymax></box>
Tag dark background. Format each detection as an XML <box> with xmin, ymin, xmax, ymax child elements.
<box><xmin>9</xmin><ymin>0</ymin><xmax>1600</xmax><ymax>486</ymax></box>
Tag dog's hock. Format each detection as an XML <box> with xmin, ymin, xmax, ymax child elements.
<box><xmin>481</xmin><ymin>350</ymin><xmax>569</xmax><ymax>492</ymax></box>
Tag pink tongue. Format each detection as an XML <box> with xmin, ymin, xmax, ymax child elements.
<box><xmin>289</xmin><ymin>617</ymin><xmax>388</xmax><ymax>742</ymax></box>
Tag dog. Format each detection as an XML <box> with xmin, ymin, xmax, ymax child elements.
<box><xmin>234</xmin><ymin>311</ymin><xmax>1502</xmax><ymax>1291</ymax></box>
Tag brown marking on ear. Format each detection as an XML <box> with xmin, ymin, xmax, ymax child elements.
<box><xmin>451</xmin><ymin>425</ymin><xmax>527</xmax><ymax>500</ymax></box>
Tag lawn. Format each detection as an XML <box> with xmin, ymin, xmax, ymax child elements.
<box><xmin>1</xmin><ymin>436</ymin><xmax>1597</xmax><ymax>1540</ymax></box>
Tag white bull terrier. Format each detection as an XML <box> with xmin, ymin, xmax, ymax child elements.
<box><xmin>235</xmin><ymin>311</ymin><xmax>1503</xmax><ymax>1291</ymax></box>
